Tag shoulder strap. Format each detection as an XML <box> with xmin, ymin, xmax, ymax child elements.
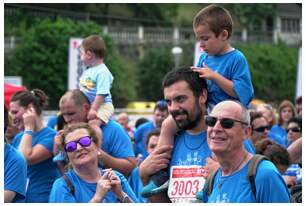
<box><xmin>247</xmin><ymin>154</ymin><xmax>268</xmax><ymax>201</ymax></box>
<box><xmin>205</xmin><ymin>168</ymin><xmax>219</xmax><ymax>196</ymax></box>
<box><xmin>63</xmin><ymin>174</ymin><xmax>75</xmax><ymax>196</ymax></box>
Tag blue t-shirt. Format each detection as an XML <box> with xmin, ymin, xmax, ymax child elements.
<box><xmin>100</xmin><ymin>120</ymin><xmax>135</xmax><ymax>159</ymax></box>
<box><xmin>12</xmin><ymin>127</ymin><xmax>60</xmax><ymax>202</ymax></box>
<box><xmin>49</xmin><ymin>169</ymin><xmax>139</xmax><ymax>203</ymax></box>
<box><xmin>46</xmin><ymin>115</ymin><xmax>58</xmax><ymax>129</ymax></box>
<box><xmin>4</xmin><ymin>144</ymin><xmax>27</xmax><ymax>203</ymax></box>
<box><xmin>205</xmin><ymin>160</ymin><xmax>290</xmax><ymax>203</ymax></box>
<box><xmin>127</xmin><ymin>167</ymin><xmax>149</xmax><ymax>203</ymax></box>
<box><xmin>169</xmin><ymin>130</ymin><xmax>211</xmax><ymax>203</ymax></box>
<box><xmin>269</xmin><ymin>124</ymin><xmax>288</xmax><ymax>147</ymax></box>
<box><xmin>243</xmin><ymin>138</ymin><xmax>256</xmax><ymax>154</ymax></box>
<box><xmin>134</xmin><ymin>121</ymin><xmax>155</xmax><ymax>158</ymax></box>
<box><xmin>79</xmin><ymin>63</ymin><xmax>113</xmax><ymax>103</ymax></box>
<box><xmin>197</xmin><ymin>49</ymin><xmax>254</xmax><ymax>107</ymax></box>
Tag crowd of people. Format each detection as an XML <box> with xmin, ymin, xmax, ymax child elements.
<box><xmin>4</xmin><ymin>4</ymin><xmax>302</xmax><ymax>203</ymax></box>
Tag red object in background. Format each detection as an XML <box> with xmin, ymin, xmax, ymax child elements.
<box><xmin>4</xmin><ymin>83</ymin><xmax>26</xmax><ymax>109</ymax></box>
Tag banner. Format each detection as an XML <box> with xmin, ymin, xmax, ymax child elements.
<box><xmin>68</xmin><ymin>38</ymin><xmax>84</xmax><ymax>90</ymax></box>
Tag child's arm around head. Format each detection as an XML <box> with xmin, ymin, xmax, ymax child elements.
<box><xmin>192</xmin><ymin>66</ymin><xmax>237</xmax><ymax>98</ymax></box>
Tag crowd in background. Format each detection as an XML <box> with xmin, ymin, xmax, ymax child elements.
<box><xmin>4</xmin><ymin>86</ymin><xmax>302</xmax><ymax>203</ymax></box>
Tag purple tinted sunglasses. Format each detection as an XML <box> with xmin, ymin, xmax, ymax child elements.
<box><xmin>65</xmin><ymin>136</ymin><xmax>92</xmax><ymax>152</ymax></box>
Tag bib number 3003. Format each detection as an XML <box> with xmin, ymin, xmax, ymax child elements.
<box><xmin>168</xmin><ymin>166</ymin><xmax>205</xmax><ymax>199</ymax></box>
<box><xmin>170</xmin><ymin>179</ymin><xmax>200</xmax><ymax>196</ymax></box>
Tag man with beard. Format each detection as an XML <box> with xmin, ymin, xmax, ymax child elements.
<box><xmin>139</xmin><ymin>68</ymin><xmax>212</xmax><ymax>203</ymax></box>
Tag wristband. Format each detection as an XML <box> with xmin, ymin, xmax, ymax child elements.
<box><xmin>24</xmin><ymin>130</ymin><xmax>34</xmax><ymax>136</ymax></box>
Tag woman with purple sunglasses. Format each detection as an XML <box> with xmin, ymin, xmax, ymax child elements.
<box><xmin>49</xmin><ymin>122</ymin><xmax>138</xmax><ymax>203</ymax></box>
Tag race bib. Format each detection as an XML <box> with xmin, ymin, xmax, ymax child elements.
<box><xmin>168</xmin><ymin>165</ymin><xmax>205</xmax><ymax>202</ymax></box>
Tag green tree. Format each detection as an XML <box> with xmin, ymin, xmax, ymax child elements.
<box><xmin>236</xmin><ymin>43</ymin><xmax>298</xmax><ymax>103</ymax></box>
<box><xmin>224</xmin><ymin>4</ymin><xmax>276</xmax><ymax>30</ymax></box>
<box><xmin>5</xmin><ymin>18</ymin><xmax>136</xmax><ymax>108</ymax></box>
<box><xmin>137</xmin><ymin>46</ymin><xmax>175</xmax><ymax>101</ymax></box>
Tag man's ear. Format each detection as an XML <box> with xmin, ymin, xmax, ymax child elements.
<box><xmin>199</xmin><ymin>90</ymin><xmax>208</xmax><ymax>106</ymax></box>
<box><xmin>243</xmin><ymin>126</ymin><xmax>252</xmax><ymax>140</ymax></box>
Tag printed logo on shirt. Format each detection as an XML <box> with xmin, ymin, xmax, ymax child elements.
<box><xmin>80</xmin><ymin>77</ymin><xmax>96</xmax><ymax>89</ymax></box>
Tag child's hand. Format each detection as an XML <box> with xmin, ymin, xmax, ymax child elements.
<box><xmin>190</xmin><ymin>66</ymin><xmax>216</xmax><ymax>80</ymax></box>
<box><xmin>88</xmin><ymin>109</ymin><xmax>98</xmax><ymax>120</ymax></box>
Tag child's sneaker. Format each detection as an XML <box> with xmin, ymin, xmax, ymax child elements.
<box><xmin>196</xmin><ymin>189</ymin><xmax>204</xmax><ymax>200</ymax></box>
<box><xmin>141</xmin><ymin>170</ymin><xmax>169</xmax><ymax>198</ymax></box>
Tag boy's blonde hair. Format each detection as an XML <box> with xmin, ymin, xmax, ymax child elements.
<box><xmin>193</xmin><ymin>4</ymin><xmax>233</xmax><ymax>39</ymax></box>
<box><xmin>81</xmin><ymin>35</ymin><xmax>105</xmax><ymax>59</ymax></box>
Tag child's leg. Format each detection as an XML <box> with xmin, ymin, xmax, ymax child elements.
<box><xmin>157</xmin><ymin>115</ymin><xmax>179</xmax><ymax>148</ymax></box>
<box><xmin>96</xmin><ymin>103</ymin><xmax>114</xmax><ymax>124</ymax></box>
<box><xmin>89</xmin><ymin>103</ymin><xmax>114</xmax><ymax>148</ymax></box>
<box><xmin>141</xmin><ymin>115</ymin><xmax>179</xmax><ymax>198</ymax></box>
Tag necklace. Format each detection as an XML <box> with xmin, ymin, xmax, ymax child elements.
<box><xmin>218</xmin><ymin>152</ymin><xmax>249</xmax><ymax>190</ymax></box>
<box><xmin>183</xmin><ymin>132</ymin><xmax>206</xmax><ymax>150</ymax></box>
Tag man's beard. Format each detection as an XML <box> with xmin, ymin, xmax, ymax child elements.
<box><xmin>170</xmin><ymin>102</ymin><xmax>202</xmax><ymax>130</ymax></box>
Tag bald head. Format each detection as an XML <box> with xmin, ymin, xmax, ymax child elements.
<box><xmin>59</xmin><ymin>90</ymin><xmax>90</xmax><ymax>124</ymax></box>
<box><xmin>212</xmin><ymin>100</ymin><xmax>250</xmax><ymax>126</ymax></box>
<box><xmin>60</xmin><ymin>89</ymin><xmax>89</xmax><ymax>107</ymax></box>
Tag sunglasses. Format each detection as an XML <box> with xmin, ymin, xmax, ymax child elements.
<box><xmin>252</xmin><ymin>125</ymin><xmax>271</xmax><ymax>133</ymax></box>
<box><xmin>286</xmin><ymin>127</ymin><xmax>301</xmax><ymax>133</ymax></box>
<box><xmin>65</xmin><ymin>136</ymin><xmax>92</xmax><ymax>152</ymax></box>
<box><xmin>205</xmin><ymin>116</ymin><xmax>248</xmax><ymax>129</ymax></box>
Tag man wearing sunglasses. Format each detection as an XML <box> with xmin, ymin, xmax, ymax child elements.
<box><xmin>58</xmin><ymin>89</ymin><xmax>136</xmax><ymax>177</ymax></box>
<box><xmin>203</xmin><ymin>100</ymin><xmax>290</xmax><ymax>203</ymax></box>
<box><xmin>249</xmin><ymin>112</ymin><xmax>271</xmax><ymax>146</ymax></box>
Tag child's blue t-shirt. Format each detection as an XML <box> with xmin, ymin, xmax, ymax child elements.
<box><xmin>11</xmin><ymin>127</ymin><xmax>60</xmax><ymax>202</ymax></box>
<box><xmin>197</xmin><ymin>49</ymin><xmax>254</xmax><ymax>107</ymax></box>
<box><xmin>79</xmin><ymin>63</ymin><xmax>113</xmax><ymax>103</ymax></box>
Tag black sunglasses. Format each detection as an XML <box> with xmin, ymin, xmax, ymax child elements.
<box><xmin>205</xmin><ymin>116</ymin><xmax>248</xmax><ymax>129</ymax></box>
<box><xmin>253</xmin><ymin>125</ymin><xmax>271</xmax><ymax>133</ymax></box>
<box><xmin>286</xmin><ymin>127</ymin><xmax>301</xmax><ymax>133</ymax></box>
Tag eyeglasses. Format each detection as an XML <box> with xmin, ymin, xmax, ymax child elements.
<box><xmin>286</xmin><ymin>127</ymin><xmax>301</xmax><ymax>133</ymax></box>
<box><xmin>252</xmin><ymin>125</ymin><xmax>271</xmax><ymax>133</ymax></box>
<box><xmin>65</xmin><ymin>136</ymin><xmax>92</xmax><ymax>152</ymax></box>
<box><xmin>205</xmin><ymin>116</ymin><xmax>248</xmax><ymax>129</ymax></box>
